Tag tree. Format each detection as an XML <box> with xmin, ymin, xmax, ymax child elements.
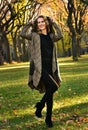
<box><xmin>10</xmin><ymin>0</ymin><xmax>41</xmax><ymax>62</ymax></box>
<box><xmin>0</xmin><ymin>33</ymin><xmax>4</xmax><ymax>65</ymax></box>
<box><xmin>38</xmin><ymin>0</ymin><xmax>68</xmax><ymax>56</ymax></box>
<box><xmin>62</xmin><ymin>0</ymin><xmax>87</xmax><ymax>61</ymax></box>
<box><xmin>0</xmin><ymin>0</ymin><xmax>12</xmax><ymax>63</ymax></box>
<box><xmin>0</xmin><ymin>0</ymin><xmax>41</xmax><ymax>64</ymax></box>
<box><xmin>81</xmin><ymin>0</ymin><xmax>88</xmax><ymax>5</ymax></box>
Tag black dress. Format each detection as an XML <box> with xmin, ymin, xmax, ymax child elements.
<box><xmin>39</xmin><ymin>33</ymin><xmax>58</xmax><ymax>124</ymax></box>
<box><xmin>40</xmin><ymin>33</ymin><xmax>53</xmax><ymax>75</ymax></box>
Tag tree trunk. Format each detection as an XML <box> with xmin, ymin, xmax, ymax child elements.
<box><xmin>77</xmin><ymin>37</ymin><xmax>81</xmax><ymax>57</ymax></box>
<box><xmin>61</xmin><ymin>38</ymin><xmax>66</xmax><ymax>57</ymax></box>
<box><xmin>0</xmin><ymin>50</ymin><xmax>4</xmax><ymax>65</ymax></box>
<box><xmin>12</xmin><ymin>37</ymin><xmax>18</xmax><ymax>61</ymax></box>
<box><xmin>0</xmin><ymin>37</ymin><xmax>4</xmax><ymax>65</ymax></box>
<box><xmin>6</xmin><ymin>39</ymin><xmax>11</xmax><ymax>63</ymax></box>
<box><xmin>72</xmin><ymin>33</ymin><xmax>78</xmax><ymax>61</ymax></box>
<box><xmin>22</xmin><ymin>43</ymin><xmax>28</xmax><ymax>62</ymax></box>
<box><xmin>68</xmin><ymin>25</ymin><xmax>78</xmax><ymax>61</ymax></box>
<box><xmin>67</xmin><ymin>0</ymin><xmax>78</xmax><ymax>61</ymax></box>
<box><xmin>1</xmin><ymin>31</ymin><xmax>11</xmax><ymax>63</ymax></box>
<box><xmin>4</xmin><ymin>34</ymin><xmax>11</xmax><ymax>63</ymax></box>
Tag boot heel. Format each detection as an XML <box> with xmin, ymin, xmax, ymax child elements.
<box><xmin>45</xmin><ymin>117</ymin><xmax>53</xmax><ymax>128</ymax></box>
<box><xmin>35</xmin><ymin>102</ymin><xmax>42</xmax><ymax>118</ymax></box>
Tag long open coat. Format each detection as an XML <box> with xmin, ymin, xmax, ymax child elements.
<box><xmin>20</xmin><ymin>22</ymin><xmax>63</xmax><ymax>93</ymax></box>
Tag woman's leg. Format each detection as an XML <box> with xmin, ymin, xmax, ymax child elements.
<box><xmin>40</xmin><ymin>69</ymin><xmax>58</xmax><ymax>127</ymax></box>
<box><xmin>40</xmin><ymin>69</ymin><xmax>58</xmax><ymax>103</ymax></box>
<box><xmin>35</xmin><ymin>69</ymin><xmax>58</xmax><ymax>127</ymax></box>
<box><xmin>45</xmin><ymin>94</ymin><xmax>53</xmax><ymax>127</ymax></box>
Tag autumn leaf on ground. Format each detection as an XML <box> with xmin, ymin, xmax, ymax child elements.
<box><xmin>13</xmin><ymin>109</ymin><xmax>17</xmax><ymax>115</ymax></box>
<box><xmin>2</xmin><ymin>119</ymin><xmax>8</xmax><ymax>123</ymax></box>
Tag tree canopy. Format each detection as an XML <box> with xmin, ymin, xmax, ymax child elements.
<box><xmin>81</xmin><ymin>0</ymin><xmax>88</xmax><ymax>5</ymax></box>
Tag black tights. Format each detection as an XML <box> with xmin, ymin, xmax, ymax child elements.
<box><xmin>40</xmin><ymin>69</ymin><xmax>58</xmax><ymax>117</ymax></box>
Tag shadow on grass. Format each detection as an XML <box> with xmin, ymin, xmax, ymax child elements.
<box><xmin>0</xmin><ymin>67</ymin><xmax>28</xmax><ymax>81</ymax></box>
<box><xmin>0</xmin><ymin>113</ymin><xmax>47</xmax><ymax>130</ymax></box>
<box><xmin>53</xmin><ymin>102</ymin><xmax>88</xmax><ymax>127</ymax></box>
<box><xmin>55</xmin><ymin>102</ymin><xmax>88</xmax><ymax>115</ymax></box>
<box><xmin>0</xmin><ymin>102</ymin><xmax>88</xmax><ymax>130</ymax></box>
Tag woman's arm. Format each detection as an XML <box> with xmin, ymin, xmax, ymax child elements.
<box><xmin>52</xmin><ymin>22</ymin><xmax>63</xmax><ymax>42</ymax></box>
<box><xmin>20</xmin><ymin>23</ymin><xmax>32</xmax><ymax>40</ymax></box>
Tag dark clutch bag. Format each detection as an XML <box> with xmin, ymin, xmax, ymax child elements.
<box><xmin>53</xmin><ymin>70</ymin><xmax>61</xmax><ymax>87</ymax></box>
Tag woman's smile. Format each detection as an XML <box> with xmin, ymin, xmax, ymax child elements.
<box><xmin>37</xmin><ymin>18</ymin><xmax>46</xmax><ymax>31</ymax></box>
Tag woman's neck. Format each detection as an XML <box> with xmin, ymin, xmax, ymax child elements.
<box><xmin>41</xmin><ymin>29</ymin><xmax>47</xmax><ymax>35</ymax></box>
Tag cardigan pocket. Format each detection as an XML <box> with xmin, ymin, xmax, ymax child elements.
<box><xmin>29</xmin><ymin>60</ymin><xmax>35</xmax><ymax>75</ymax></box>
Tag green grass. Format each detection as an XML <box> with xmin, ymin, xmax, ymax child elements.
<box><xmin>0</xmin><ymin>55</ymin><xmax>88</xmax><ymax>130</ymax></box>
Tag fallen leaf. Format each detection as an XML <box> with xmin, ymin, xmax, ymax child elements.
<box><xmin>66</xmin><ymin>119</ymin><xmax>74</xmax><ymax>125</ymax></box>
<box><xmin>13</xmin><ymin>109</ymin><xmax>17</xmax><ymax>115</ymax></box>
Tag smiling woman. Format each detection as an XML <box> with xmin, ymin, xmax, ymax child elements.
<box><xmin>20</xmin><ymin>15</ymin><xmax>63</xmax><ymax>127</ymax></box>
<box><xmin>37</xmin><ymin>18</ymin><xmax>46</xmax><ymax>33</ymax></box>
<box><xmin>32</xmin><ymin>15</ymin><xmax>53</xmax><ymax>34</ymax></box>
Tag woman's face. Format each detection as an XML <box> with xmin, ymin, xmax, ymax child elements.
<box><xmin>37</xmin><ymin>17</ymin><xmax>46</xmax><ymax>31</ymax></box>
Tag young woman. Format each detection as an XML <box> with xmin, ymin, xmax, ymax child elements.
<box><xmin>20</xmin><ymin>15</ymin><xmax>63</xmax><ymax>128</ymax></box>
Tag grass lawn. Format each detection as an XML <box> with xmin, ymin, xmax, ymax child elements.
<box><xmin>0</xmin><ymin>55</ymin><xmax>88</xmax><ymax>130</ymax></box>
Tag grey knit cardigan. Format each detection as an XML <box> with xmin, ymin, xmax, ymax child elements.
<box><xmin>20</xmin><ymin>22</ymin><xmax>63</xmax><ymax>93</ymax></box>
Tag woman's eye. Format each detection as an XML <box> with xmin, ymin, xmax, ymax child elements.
<box><xmin>38</xmin><ymin>21</ymin><xmax>45</xmax><ymax>24</ymax></box>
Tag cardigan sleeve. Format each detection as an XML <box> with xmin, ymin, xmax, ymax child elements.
<box><xmin>20</xmin><ymin>23</ymin><xmax>32</xmax><ymax>40</ymax></box>
<box><xmin>52</xmin><ymin>22</ymin><xmax>63</xmax><ymax>42</ymax></box>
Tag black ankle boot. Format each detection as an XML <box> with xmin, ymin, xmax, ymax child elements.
<box><xmin>45</xmin><ymin>116</ymin><xmax>53</xmax><ymax>128</ymax></box>
<box><xmin>35</xmin><ymin>102</ymin><xmax>44</xmax><ymax>118</ymax></box>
